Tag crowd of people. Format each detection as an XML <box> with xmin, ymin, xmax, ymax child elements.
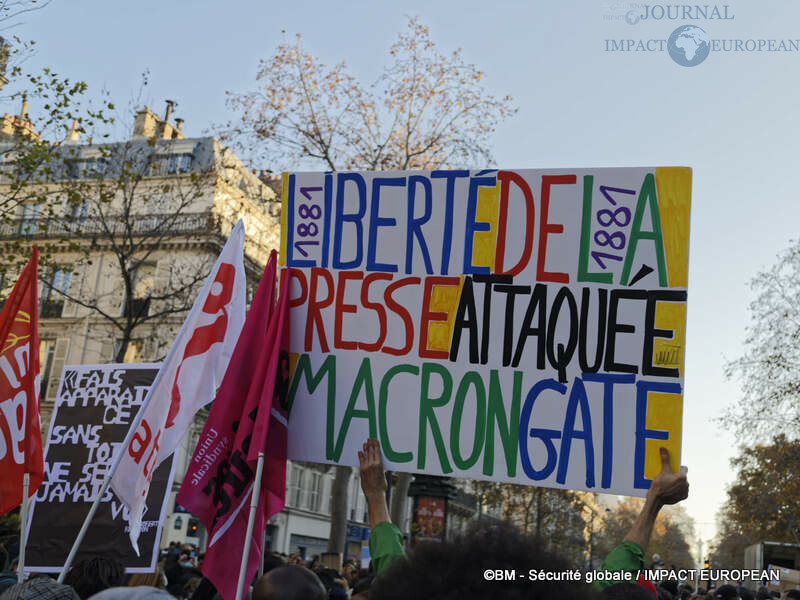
<box><xmin>0</xmin><ymin>439</ymin><xmax>798</xmax><ymax>600</ymax></box>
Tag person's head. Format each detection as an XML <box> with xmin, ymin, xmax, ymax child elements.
<box><xmin>252</xmin><ymin>565</ymin><xmax>327</xmax><ymax>600</ymax></box>
<box><xmin>262</xmin><ymin>553</ymin><xmax>286</xmax><ymax>575</ymax></box>
<box><xmin>602</xmin><ymin>582</ymin><xmax>658</xmax><ymax>599</ymax></box>
<box><xmin>715</xmin><ymin>585</ymin><xmax>739</xmax><ymax>600</ymax></box>
<box><xmin>63</xmin><ymin>556</ymin><xmax>125</xmax><ymax>599</ymax></box>
<box><xmin>786</xmin><ymin>590</ymin><xmax>800</xmax><ymax>600</ymax></box>
<box><xmin>0</xmin><ymin>576</ymin><xmax>80</xmax><ymax>600</ymax></box>
<box><xmin>86</xmin><ymin>586</ymin><xmax>175</xmax><ymax>599</ymax></box>
<box><xmin>739</xmin><ymin>586</ymin><xmax>755</xmax><ymax>600</ymax></box>
<box><xmin>126</xmin><ymin>570</ymin><xmax>167</xmax><ymax>589</ymax></box>
<box><xmin>370</xmin><ymin>522</ymin><xmax>597</xmax><ymax>600</ymax></box>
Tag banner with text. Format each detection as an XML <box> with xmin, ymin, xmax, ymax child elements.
<box><xmin>281</xmin><ymin>167</ymin><xmax>692</xmax><ymax>497</ymax></box>
<box><xmin>25</xmin><ymin>364</ymin><xmax>174</xmax><ymax>573</ymax></box>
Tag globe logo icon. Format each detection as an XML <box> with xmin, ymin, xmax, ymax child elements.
<box><xmin>667</xmin><ymin>25</ymin><xmax>710</xmax><ymax>66</ymax></box>
<box><xmin>625</xmin><ymin>10</ymin><xmax>641</xmax><ymax>25</ymax></box>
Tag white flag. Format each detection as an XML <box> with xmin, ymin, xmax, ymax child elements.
<box><xmin>111</xmin><ymin>220</ymin><xmax>246</xmax><ymax>553</ymax></box>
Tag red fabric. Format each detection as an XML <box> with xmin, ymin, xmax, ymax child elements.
<box><xmin>178</xmin><ymin>253</ymin><xmax>290</xmax><ymax>600</ymax></box>
<box><xmin>637</xmin><ymin>574</ymin><xmax>658</xmax><ymax>597</ymax></box>
<box><xmin>0</xmin><ymin>248</ymin><xmax>43</xmax><ymax>515</ymax></box>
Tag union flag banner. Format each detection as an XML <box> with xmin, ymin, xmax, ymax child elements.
<box><xmin>111</xmin><ymin>222</ymin><xmax>246</xmax><ymax>553</ymax></box>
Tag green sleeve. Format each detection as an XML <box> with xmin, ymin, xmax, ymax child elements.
<box><xmin>593</xmin><ymin>541</ymin><xmax>645</xmax><ymax>590</ymax></box>
<box><xmin>368</xmin><ymin>521</ymin><xmax>406</xmax><ymax>577</ymax></box>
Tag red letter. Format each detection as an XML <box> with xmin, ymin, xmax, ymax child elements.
<box><xmin>287</xmin><ymin>268</ymin><xmax>308</xmax><ymax>309</ymax></box>
<box><xmin>305</xmin><ymin>267</ymin><xmax>335</xmax><ymax>352</ymax></box>
<box><xmin>383</xmin><ymin>277</ymin><xmax>420</xmax><ymax>356</ymax></box>
<box><xmin>359</xmin><ymin>273</ymin><xmax>392</xmax><ymax>352</ymax></box>
<box><xmin>128</xmin><ymin>420</ymin><xmax>152</xmax><ymax>465</ymax></box>
<box><xmin>334</xmin><ymin>270</ymin><xmax>363</xmax><ymax>350</ymax></box>
<box><xmin>495</xmin><ymin>171</ymin><xmax>536</xmax><ymax>276</ymax></box>
<box><xmin>537</xmin><ymin>174</ymin><xmax>576</xmax><ymax>283</ymax></box>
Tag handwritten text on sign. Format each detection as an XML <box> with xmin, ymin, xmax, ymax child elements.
<box><xmin>280</xmin><ymin>167</ymin><xmax>691</xmax><ymax>496</ymax></box>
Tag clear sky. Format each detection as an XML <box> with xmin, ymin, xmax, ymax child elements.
<box><xmin>12</xmin><ymin>0</ymin><xmax>800</xmax><ymax>552</ymax></box>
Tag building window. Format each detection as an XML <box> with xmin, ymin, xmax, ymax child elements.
<box><xmin>39</xmin><ymin>339</ymin><xmax>56</xmax><ymax>399</ymax></box>
<box><xmin>179</xmin><ymin>154</ymin><xmax>192</xmax><ymax>173</ymax></box>
<box><xmin>307</xmin><ymin>472</ymin><xmax>322</xmax><ymax>512</ymax></box>
<box><xmin>68</xmin><ymin>201</ymin><xmax>89</xmax><ymax>224</ymax></box>
<box><xmin>288</xmin><ymin>464</ymin><xmax>305</xmax><ymax>508</ymax></box>
<box><xmin>18</xmin><ymin>203</ymin><xmax>40</xmax><ymax>235</ymax></box>
<box><xmin>40</xmin><ymin>267</ymin><xmax>70</xmax><ymax>318</ymax></box>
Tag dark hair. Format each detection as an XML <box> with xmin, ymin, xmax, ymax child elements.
<box><xmin>786</xmin><ymin>590</ymin><xmax>800</xmax><ymax>600</ymax></box>
<box><xmin>63</xmin><ymin>556</ymin><xmax>124</xmax><ymax>599</ymax></box>
<box><xmin>263</xmin><ymin>553</ymin><xmax>286</xmax><ymax>575</ymax></box>
<box><xmin>602</xmin><ymin>582</ymin><xmax>658</xmax><ymax>599</ymax></box>
<box><xmin>370</xmin><ymin>522</ymin><xmax>597</xmax><ymax>600</ymax></box>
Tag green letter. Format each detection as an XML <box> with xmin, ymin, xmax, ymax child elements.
<box><xmin>450</xmin><ymin>371</ymin><xmax>487</xmax><ymax>470</ymax></box>
<box><xmin>332</xmin><ymin>358</ymin><xmax>378</xmax><ymax>462</ymax></box>
<box><xmin>378</xmin><ymin>364</ymin><xmax>417</xmax><ymax>463</ymax></box>
<box><xmin>483</xmin><ymin>370</ymin><xmax>523</xmax><ymax>476</ymax></box>
<box><xmin>417</xmin><ymin>362</ymin><xmax>453</xmax><ymax>473</ymax></box>
<box><xmin>288</xmin><ymin>354</ymin><xmax>337</xmax><ymax>460</ymax></box>
<box><xmin>578</xmin><ymin>175</ymin><xmax>613</xmax><ymax>284</ymax></box>
<box><xmin>620</xmin><ymin>173</ymin><xmax>667</xmax><ymax>286</ymax></box>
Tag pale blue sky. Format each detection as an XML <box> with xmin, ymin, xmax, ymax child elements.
<box><xmin>13</xmin><ymin>0</ymin><xmax>800</xmax><ymax>550</ymax></box>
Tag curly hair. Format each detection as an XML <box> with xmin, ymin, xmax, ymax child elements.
<box><xmin>370</xmin><ymin>522</ymin><xmax>598</xmax><ymax>600</ymax></box>
<box><xmin>63</xmin><ymin>556</ymin><xmax>124</xmax><ymax>599</ymax></box>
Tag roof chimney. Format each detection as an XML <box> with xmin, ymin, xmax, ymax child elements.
<box><xmin>164</xmin><ymin>100</ymin><xmax>175</xmax><ymax>124</ymax></box>
<box><xmin>65</xmin><ymin>119</ymin><xmax>81</xmax><ymax>144</ymax></box>
<box><xmin>19</xmin><ymin>93</ymin><xmax>28</xmax><ymax>121</ymax></box>
<box><xmin>174</xmin><ymin>118</ymin><xmax>183</xmax><ymax>132</ymax></box>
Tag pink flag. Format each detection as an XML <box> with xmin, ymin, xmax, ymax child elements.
<box><xmin>111</xmin><ymin>221</ymin><xmax>246</xmax><ymax>553</ymax></box>
<box><xmin>177</xmin><ymin>257</ymin><xmax>290</xmax><ymax>600</ymax></box>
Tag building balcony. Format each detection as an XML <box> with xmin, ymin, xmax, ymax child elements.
<box><xmin>0</xmin><ymin>212</ymin><xmax>217</xmax><ymax>241</ymax></box>
<box><xmin>39</xmin><ymin>300</ymin><xmax>65</xmax><ymax>318</ymax></box>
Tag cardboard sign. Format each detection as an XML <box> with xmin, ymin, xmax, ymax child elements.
<box><xmin>25</xmin><ymin>364</ymin><xmax>175</xmax><ymax>573</ymax></box>
<box><xmin>281</xmin><ymin>168</ymin><xmax>691</xmax><ymax>496</ymax></box>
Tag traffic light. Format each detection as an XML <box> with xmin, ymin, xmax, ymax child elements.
<box><xmin>187</xmin><ymin>518</ymin><xmax>199</xmax><ymax>538</ymax></box>
<box><xmin>703</xmin><ymin>558</ymin><xmax>710</xmax><ymax>569</ymax></box>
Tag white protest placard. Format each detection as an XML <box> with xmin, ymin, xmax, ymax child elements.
<box><xmin>280</xmin><ymin>167</ymin><xmax>691</xmax><ymax>496</ymax></box>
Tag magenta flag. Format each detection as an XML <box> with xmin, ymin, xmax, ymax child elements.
<box><xmin>177</xmin><ymin>255</ymin><xmax>290</xmax><ymax>600</ymax></box>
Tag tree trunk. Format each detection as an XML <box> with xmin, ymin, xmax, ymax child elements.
<box><xmin>327</xmin><ymin>465</ymin><xmax>352</xmax><ymax>554</ymax></box>
<box><xmin>390</xmin><ymin>472</ymin><xmax>413</xmax><ymax>533</ymax></box>
<box><xmin>535</xmin><ymin>487</ymin><xmax>543</xmax><ymax>542</ymax></box>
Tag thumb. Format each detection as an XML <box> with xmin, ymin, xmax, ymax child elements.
<box><xmin>659</xmin><ymin>447</ymin><xmax>672</xmax><ymax>473</ymax></box>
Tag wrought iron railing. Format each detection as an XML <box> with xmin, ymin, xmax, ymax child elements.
<box><xmin>0</xmin><ymin>212</ymin><xmax>216</xmax><ymax>240</ymax></box>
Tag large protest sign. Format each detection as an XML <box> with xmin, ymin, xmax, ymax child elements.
<box><xmin>280</xmin><ymin>168</ymin><xmax>691</xmax><ymax>497</ymax></box>
<box><xmin>25</xmin><ymin>364</ymin><xmax>175</xmax><ymax>573</ymax></box>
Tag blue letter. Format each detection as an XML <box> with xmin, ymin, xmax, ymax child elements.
<box><xmin>333</xmin><ymin>173</ymin><xmax>367</xmax><ymax>269</ymax></box>
<box><xmin>518</xmin><ymin>379</ymin><xmax>565</xmax><ymax>481</ymax></box>
<box><xmin>367</xmin><ymin>177</ymin><xmax>404</xmax><ymax>272</ymax></box>
<box><xmin>405</xmin><ymin>175</ymin><xmax>434</xmax><ymax>274</ymax></box>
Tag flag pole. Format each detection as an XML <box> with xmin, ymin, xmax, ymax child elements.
<box><xmin>17</xmin><ymin>473</ymin><xmax>30</xmax><ymax>583</ymax></box>
<box><xmin>235</xmin><ymin>451</ymin><xmax>265</xmax><ymax>600</ymax></box>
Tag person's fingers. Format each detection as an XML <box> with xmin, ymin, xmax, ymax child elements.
<box><xmin>358</xmin><ymin>450</ymin><xmax>365</xmax><ymax>466</ymax></box>
<box><xmin>659</xmin><ymin>447</ymin><xmax>671</xmax><ymax>473</ymax></box>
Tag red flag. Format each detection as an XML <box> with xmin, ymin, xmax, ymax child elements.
<box><xmin>177</xmin><ymin>253</ymin><xmax>290</xmax><ymax>600</ymax></box>
<box><xmin>0</xmin><ymin>248</ymin><xmax>43</xmax><ymax>516</ymax></box>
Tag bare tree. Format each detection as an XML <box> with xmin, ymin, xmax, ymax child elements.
<box><xmin>724</xmin><ymin>239</ymin><xmax>800</xmax><ymax>440</ymax></box>
<box><xmin>36</xmin><ymin>136</ymin><xmax>228</xmax><ymax>363</ymax></box>
<box><xmin>224</xmin><ymin>16</ymin><xmax>516</xmax><ymax>554</ymax></box>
